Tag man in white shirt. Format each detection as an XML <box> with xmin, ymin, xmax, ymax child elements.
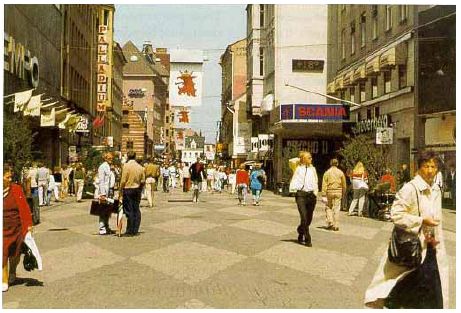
<box><xmin>97</xmin><ymin>152</ymin><xmax>114</xmax><ymax>235</ymax></box>
<box><xmin>289</xmin><ymin>151</ymin><xmax>318</xmax><ymax>247</ymax></box>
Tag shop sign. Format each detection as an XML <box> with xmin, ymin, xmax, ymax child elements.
<box><xmin>96</xmin><ymin>19</ymin><xmax>112</xmax><ymax>111</ymax></box>
<box><xmin>292</xmin><ymin>59</ymin><xmax>324</xmax><ymax>73</ymax></box>
<box><xmin>376</xmin><ymin>127</ymin><xmax>393</xmax><ymax>145</ymax></box>
<box><xmin>251</xmin><ymin>137</ymin><xmax>259</xmax><ymax>152</ymax></box>
<box><xmin>4</xmin><ymin>33</ymin><xmax>40</xmax><ymax>88</ymax></box>
<box><xmin>283</xmin><ymin>139</ymin><xmax>330</xmax><ymax>155</ymax></box>
<box><xmin>154</xmin><ymin>144</ymin><xmax>165</xmax><ymax>151</ymax></box>
<box><xmin>75</xmin><ymin>116</ymin><xmax>89</xmax><ymax>133</ymax></box>
<box><xmin>280</xmin><ymin>104</ymin><xmax>350</xmax><ymax>121</ymax></box>
<box><xmin>258</xmin><ymin>134</ymin><xmax>274</xmax><ymax>151</ymax></box>
<box><xmin>128</xmin><ymin>88</ymin><xmax>145</xmax><ymax>97</ymax></box>
<box><xmin>352</xmin><ymin>114</ymin><xmax>389</xmax><ymax>135</ymax></box>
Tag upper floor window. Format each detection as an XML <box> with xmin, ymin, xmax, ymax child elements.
<box><xmin>360</xmin><ymin>13</ymin><xmax>366</xmax><ymax>47</ymax></box>
<box><xmin>359</xmin><ymin>81</ymin><xmax>366</xmax><ymax>102</ymax></box>
<box><xmin>259</xmin><ymin>4</ymin><xmax>264</xmax><ymax>27</ymax></box>
<box><xmin>371</xmin><ymin>76</ymin><xmax>378</xmax><ymax>98</ymax></box>
<box><xmin>372</xmin><ymin>5</ymin><xmax>378</xmax><ymax>40</ymax></box>
<box><xmin>385</xmin><ymin>5</ymin><xmax>392</xmax><ymax>31</ymax></box>
<box><xmin>350</xmin><ymin>22</ymin><xmax>356</xmax><ymax>55</ymax></box>
<box><xmin>399</xmin><ymin>5</ymin><xmax>408</xmax><ymax>22</ymax></box>
<box><xmin>384</xmin><ymin>71</ymin><xmax>391</xmax><ymax>93</ymax></box>
<box><xmin>350</xmin><ymin>86</ymin><xmax>355</xmax><ymax>103</ymax></box>
<box><xmin>341</xmin><ymin>29</ymin><xmax>346</xmax><ymax>59</ymax></box>
<box><xmin>259</xmin><ymin>47</ymin><xmax>264</xmax><ymax>76</ymax></box>
<box><xmin>398</xmin><ymin>65</ymin><xmax>407</xmax><ymax>89</ymax></box>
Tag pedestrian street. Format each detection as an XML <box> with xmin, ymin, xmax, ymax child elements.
<box><xmin>3</xmin><ymin>189</ymin><xmax>456</xmax><ymax>309</ymax></box>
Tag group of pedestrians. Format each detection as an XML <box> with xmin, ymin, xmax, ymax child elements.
<box><xmin>287</xmin><ymin>149</ymin><xmax>449</xmax><ymax>309</ymax></box>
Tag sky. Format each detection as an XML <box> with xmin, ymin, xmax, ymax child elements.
<box><xmin>114</xmin><ymin>4</ymin><xmax>247</xmax><ymax>143</ymax></box>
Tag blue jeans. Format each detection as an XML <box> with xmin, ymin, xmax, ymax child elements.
<box><xmin>251</xmin><ymin>189</ymin><xmax>261</xmax><ymax>203</ymax></box>
<box><xmin>123</xmin><ymin>188</ymin><xmax>142</xmax><ymax>235</ymax></box>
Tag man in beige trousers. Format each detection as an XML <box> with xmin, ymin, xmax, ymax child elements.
<box><xmin>321</xmin><ymin>158</ymin><xmax>346</xmax><ymax>231</ymax></box>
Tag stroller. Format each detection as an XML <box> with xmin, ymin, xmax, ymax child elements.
<box><xmin>368</xmin><ymin>182</ymin><xmax>395</xmax><ymax>221</ymax></box>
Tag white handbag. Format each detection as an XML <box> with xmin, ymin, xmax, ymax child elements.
<box><xmin>352</xmin><ymin>175</ymin><xmax>369</xmax><ymax>190</ymax></box>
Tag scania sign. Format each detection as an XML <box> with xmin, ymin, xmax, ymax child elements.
<box><xmin>280</xmin><ymin>104</ymin><xmax>350</xmax><ymax>121</ymax></box>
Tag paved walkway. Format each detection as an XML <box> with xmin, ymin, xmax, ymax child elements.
<box><xmin>3</xmin><ymin>188</ymin><xmax>456</xmax><ymax>308</ymax></box>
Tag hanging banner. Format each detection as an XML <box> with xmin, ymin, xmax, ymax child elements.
<box><xmin>168</xmin><ymin>51</ymin><xmax>203</xmax><ymax>107</ymax></box>
<box><xmin>175</xmin><ymin>129</ymin><xmax>186</xmax><ymax>150</ymax></box>
<box><xmin>23</xmin><ymin>94</ymin><xmax>42</xmax><ymax>116</ymax></box>
<box><xmin>14</xmin><ymin>89</ymin><xmax>33</xmax><ymax>112</ymax></box>
<box><xmin>40</xmin><ymin>108</ymin><xmax>55</xmax><ymax>127</ymax></box>
<box><xmin>173</xmin><ymin>107</ymin><xmax>191</xmax><ymax>128</ymax></box>
<box><xmin>58</xmin><ymin>113</ymin><xmax>73</xmax><ymax>129</ymax></box>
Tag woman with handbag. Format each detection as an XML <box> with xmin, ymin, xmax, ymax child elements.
<box><xmin>289</xmin><ymin>151</ymin><xmax>318</xmax><ymax>247</ymax></box>
<box><xmin>3</xmin><ymin>164</ymin><xmax>33</xmax><ymax>292</ymax></box>
<box><xmin>364</xmin><ymin>150</ymin><xmax>449</xmax><ymax>308</ymax></box>
<box><xmin>348</xmin><ymin>161</ymin><xmax>369</xmax><ymax>217</ymax></box>
<box><xmin>249</xmin><ymin>163</ymin><xmax>266</xmax><ymax>206</ymax></box>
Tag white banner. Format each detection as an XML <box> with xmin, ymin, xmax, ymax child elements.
<box><xmin>258</xmin><ymin>134</ymin><xmax>270</xmax><ymax>151</ymax></box>
<box><xmin>251</xmin><ymin>137</ymin><xmax>259</xmax><ymax>152</ymax></box>
<box><xmin>169</xmin><ymin>62</ymin><xmax>203</xmax><ymax>107</ymax></box>
<box><xmin>173</xmin><ymin>107</ymin><xmax>191</xmax><ymax>128</ymax></box>
<box><xmin>376</xmin><ymin>127</ymin><xmax>393</xmax><ymax>145</ymax></box>
<box><xmin>40</xmin><ymin>108</ymin><xmax>55</xmax><ymax>127</ymax></box>
<box><xmin>23</xmin><ymin>94</ymin><xmax>41</xmax><ymax>116</ymax></box>
<box><xmin>205</xmin><ymin>151</ymin><xmax>215</xmax><ymax>160</ymax></box>
<box><xmin>175</xmin><ymin>129</ymin><xmax>186</xmax><ymax>150</ymax></box>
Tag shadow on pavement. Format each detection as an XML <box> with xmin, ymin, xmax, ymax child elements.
<box><xmin>10</xmin><ymin>277</ymin><xmax>44</xmax><ymax>287</ymax></box>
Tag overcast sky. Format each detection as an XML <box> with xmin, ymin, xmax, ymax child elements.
<box><xmin>114</xmin><ymin>4</ymin><xmax>247</xmax><ymax>143</ymax></box>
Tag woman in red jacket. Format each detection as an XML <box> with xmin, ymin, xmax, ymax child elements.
<box><xmin>3</xmin><ymin>164</ymin><xmax>33</xmax><ymax>292</ymax></box>
<box><xmin>236</xmin><ymin>164</ymin><xmax>250</xmax><ymax>205</ymax></box>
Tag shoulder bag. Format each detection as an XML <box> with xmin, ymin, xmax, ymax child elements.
<box><xmin>387</xmin><ymin>183</ymin><xmax>422</xmax><ymax>268</ymax></box>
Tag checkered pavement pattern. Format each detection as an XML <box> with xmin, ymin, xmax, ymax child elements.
<box><xmin>3</xmin><ymin>188</ymin><xmax>456</xmax><ymax>309</ymax></box>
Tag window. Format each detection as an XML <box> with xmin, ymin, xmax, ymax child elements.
<box><xmin>385</xmin><ymin>5</ymin><xmax>392</xmax><ymax>31</ymax></box>
<box><xmin>359</xmin><ymin>82</ymin><xmax>366</xmax><ymax>102</ymax></box>
<box><xmin>259</xmin><ymin>4</ymin><xmax>264</xmax><ymax>27</ymax></box>
<box><xmin>372</xmin><ymin>5</ymin><xmax>378</xmax><ymax>40</ymax></box>
<box><xmin>350</xmin><ymin>86</ymin><xmax>355</xmax><ymax>103</ymax></box>
<box><xmin>399</xmin><ymin>5</ymin><xmax>408</xmax><ymax>22</ymax></box>
<box><xmin>166</xmin><ymin>116</ymin><xmax>169</xmax><ymax>123</ymax></box>
<box><xmin>357</xmin><ymin>111</ymin><xmax>362</xmax><ymax>121</ymax></box>
<box><xmin>341</xmin><ymin>29</ymin><xmax>346</xmax><ymax>59</ymax></box>
<box><xmin>126</xmin><ymin>140</ymin><xmax>133</xmax><ymax>149</ymax></box>
<box><xmin>166</xmin><ymin>129</ymin><xmax>169</xmax><ymax>136</ymax></box>
<box><xmin>103</xmin><ymin>10</ymin><xmax>109</xmax><ymax>26</ymax></box>
<box><xmin>371</xmin><ymin>76</ymin><xmax>378</xmax><ymax>98</ymax></box>
<box><xmin>350</xmin><ymin>22</ymin><xmax>356</xmax><ymax>55</ymax></box>
<box><xmin>384</xmin><ymin>71</ymin><xmax>391</xmax><ymax>93</ymax></box>
<box><xmin>374</xmin><ymin>106</ymin><xmax>380</xmax><ymax>117</ymax></box>
<box><xmin>398</xmin><ymin>65</ymin><xmax>407</xmax><ymax>89</ymax></box>
<box><xmin>123</xmin><ymin>123</ymin><xmax>130</xmax><ymax>128</ymax></box>
<box><xmin>360</xmin><ymin>13</ymin><xmax>366</xmax><ymax>47</ymax></box>
<box><xmin>367</xmin><ymin>108</ymin><xmax>372</xmax><ymax>119</ymax></box>
<box><xmin>259</xmin><ymin>47</ymin><xmax>264</xmax><ymax>76</ymax></box>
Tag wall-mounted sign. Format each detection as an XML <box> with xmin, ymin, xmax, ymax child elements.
<box><xmin>251</xmin><ymin>137</ymin><xmax>259</xmax><ymax>152</ymax></box>
<box><xmin>128</xmin><ymin>88</ymin><xmax>145</xmax><ymax>97</ymax></box>
<box><xmin>376</xmin><ymin>127</ymin><xmax>393</xmax><ymax>145</ymax></box>
<box><xmin>96</xmin><ymin>11</ymin><xmax>113</xmax><ymax>111</ymax></box>
<box><xmin>292</xmin><ymin>59</ymin><xmax>324</xmax><ymax>73</ymax></box>
<box><xmin>154</xmin><ymin>144</ymin><xmax>165</xmax><ymax>151</ymax></box>
<box><xmin>352</xmin><ymin>114</ymin><xmax>390</xmax><ymax>135</ymax></box>
<box><xmin>283</xmin><ymin>139</ymin><xmax>330</xmax><ymax>155</ymax></box>
<box><xmin>75</xmin><ymin>116</ymin><xmax>89</xmax><ymax>133</ymax></box>
<box><xmin>280</xmin><ymin>104</ymin><xmax>350</xmax><ymax>121</ymax></box>
<box><xmin>4</xmin><ymin>34</ymin><xmax>40</xmax><ymax>88</ymax></box>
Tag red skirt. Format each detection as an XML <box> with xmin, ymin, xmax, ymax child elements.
<box><xmin>3</xmin><ymin>194</ymin><xmax>23</xmax><ymax>266</ymax></box>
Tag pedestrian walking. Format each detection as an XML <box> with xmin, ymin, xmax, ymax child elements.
<box><xmin>52</xmin><ymin>166</ymin><xmax>62</xmax><ymax>202</ymax></box>
<box><xmin>37</xmin><ymin>162</ymin><xmax>50</xmax><ymax>206</ymax></box>
<box><xmin>120</xmin><ymin>151</ymin><xmax>145</xmax><ymax>236</ymax></box>
<box><xmin>189</xmin><ymin>157</ymin><xmax>206</xmax><ymax>202</ymax></box>
<box><xmin>182</xmin><ymin>162</ymin><xmax>191</xmax><ymax>192</ymax></box>
<box><xmin>68</xmin><ymin>164</ymin><xmax>75</xmax><ymax>196</ymax></box>
<box><xmin>46</xmin><ymin>169</ymin><xmax>55</xmax><ymax>205</ymax></box>
<box><xmin>446</xmin><ymin>165</ymin><xmax>455</xmax><ymax>206</ymax></box>
<box><xmin>380</xmin><ymin>168</ymin><xmax>396</xmax><ymax>193</ymax></box>
<box><xmin>236</xmin><ymin>164</ymin><xmax>249</xmax><ymax>205</ymax></box>
<box><xmin>348</xmin><ymin>161</ymin><xmax>369</xmax><ymax>217</ymax></box>
<box><xmin>144</xmin><ymin>158</ymin><xmax>160</xmax><ymax>208</ymax></box>
<box><xmin>169</xmin><ymin>163</ymin><xmax>177</xmax><ymax>189</ymax></box>
<box><xmin>289</xmin><ymin>151</ymin><xmax>318</xmax><ymax>247</ymax></box>
<box><xmin>249</xmin><ymin>163</ymin><xmax>266</xmax><ymax>206</ymax></box>
<box><xmin>206</xmin><ymin>165</ymin><xmax>215</xmax><ymax>192</ymax></box>
<box><xmin>228</xmin><ymin>169</ymin><xmax>236</xmax><ymax>194</ymax></box>
<box><xmin>73</xmin><ymin>163</ymin><xmax>85</xmax><ymax>202</ymax></box>
<box><xmin>321</xmin><ymin>158</ymin><xmax>346</xmax><ymax>231</ymax></box>
<box><xmin>161</xmin><ymin>163</ymin><xmax>170</xmax><ymax>193</ymax></box>
<box><xmin>364</xmin><ymin>150</ymin><xmax>449</xmax><ymax>309</ymax></box>
<box><xmin>61</xmin><ymin>165</ymin><xmax>69</xmax><ymax>199</ymax></box>
<box><xmin>27</xmin><ymin>162</ymin><xmax>39</xmax><ymax>199</ymax></box>
<box><xmin>96</xmin><ymin>152</ymin><xmax>115</xmax><ymax>235</ymax></box>
<box><xmin>3</xmin><ymin>164</ymin><xmax>33</xmax><ymax>292</ymax></box>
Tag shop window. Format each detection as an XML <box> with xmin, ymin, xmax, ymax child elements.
<box><xmin>350</xmin><ymin>86</ymin><xmax>355</xmax><ymax>103</ymax></box>
<box><xmin>371</xmin><ymin>77</ymin><xmax>378</xmax><ymax>98</ymax></box>
<box><xmin>374</xmin><ymin>106</ymin><xmax>380</xmax><ymax>117</ymax></box>
<box><xmin>384</xmin><ymin>71</ymin><xmax>391</xmax><ymax>93</ymax></box>
<box><xmin>359</xmin><ymin>82</ymin><xmax>366</xmax><ymax>102</ymax></box>
<box><xmin>398</xmin><ymin>65</ymin><xmax>407</xmax><ymax>89</ymax></box>
<box><xmin>367</xmin><ymin>108</ymin><xmax>372</xmax><ymax>119</ymax></box>
<box><xmin>357</xmin><ymin>111</ymin><xmax>362</xmax><ymax>121</ymax></box>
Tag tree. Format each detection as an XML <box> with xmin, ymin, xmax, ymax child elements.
<box><xmin>3</xmin><ymin>111</ymin><xmax>33</xmax><ymax>181</ymax></box>
<box><xmin>338</xmin><ymin>134</ymin><xmax>391</xmax><ymax>187</ymax></box>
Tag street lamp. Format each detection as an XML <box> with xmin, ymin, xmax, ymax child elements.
<box><xmin>284</xmin><ymin>82</ymin><xmax>362</xmax><ymax>107</ymax></box>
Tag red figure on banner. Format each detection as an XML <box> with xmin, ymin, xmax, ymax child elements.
<box><xmin>178</xmin><ymin>110</ymin><xmax>190</xmax><ymax>123</ymax></box>
<box><xmin>175</xmin><ymin>70</ymin><xmax>197</xmax><ymax>97</ymax></box>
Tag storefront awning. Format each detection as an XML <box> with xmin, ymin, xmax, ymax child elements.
<box><xmin>365</xmin><ymin>56</ymin><xmax>380</xmax><ymax>76</ymax></box>
<box><xmin>343</xmin><ymin>69</ymin><xmax>355</xmax><ymax>86</ymax></box>
<box><xmin>327</xmin><ymin>82</ymin><xmax>336</xmax><ymax>95</ymax></box>
<box><xmin>353</xmin><ymin>64</ymin><xmax>366</xmax><ymax>81</ymax></box>
<box><xmin>334</xmin><ymin>76</ymin><xmax>344</xmax><ymax>91</ymax></box>
<box><xmin>380</xmin><ymin>43</ymin><xmax>407</xmax><ymax>69</ymax></box>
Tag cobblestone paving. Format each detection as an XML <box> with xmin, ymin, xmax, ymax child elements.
<box><xmin>2</xmin><ymin>188</ymin><xmax>456</xmax><ymax>308</ymax></box>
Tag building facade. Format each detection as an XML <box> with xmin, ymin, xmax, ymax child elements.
<box><xmin>110</xmin><ymin>42</ymin><xmax>127</xmax><ymax>152</ymax></box>
<box><xmin>246</xmin><ymin>4</ymin><xmax>340</xmax><ymax>187</ymax></box>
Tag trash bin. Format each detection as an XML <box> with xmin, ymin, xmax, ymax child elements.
<box><xmin>27</xmin><ymin>195</ymin><xmax>40</xmax><ymax>225</ymax></box>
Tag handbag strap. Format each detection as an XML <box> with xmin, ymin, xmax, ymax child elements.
<box><xmin>300</xmin><ymin>166</ymin><xmax>308</xmax><ymax>191</ymax></box>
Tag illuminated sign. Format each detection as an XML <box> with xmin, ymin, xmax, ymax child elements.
<box><xmin>292</xmin><ymin>59</ymin><xmax>324</xmax><ymax>73</ymax></box>
<box><xmin>280</xmin><ymin>104</ymin><xmax>350</xmax><ymax>121</ymax></box>
<box><xmin>96</xmin><ymin>10</ymin><xmax>113</xmax><ymax>111</ymax></box>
